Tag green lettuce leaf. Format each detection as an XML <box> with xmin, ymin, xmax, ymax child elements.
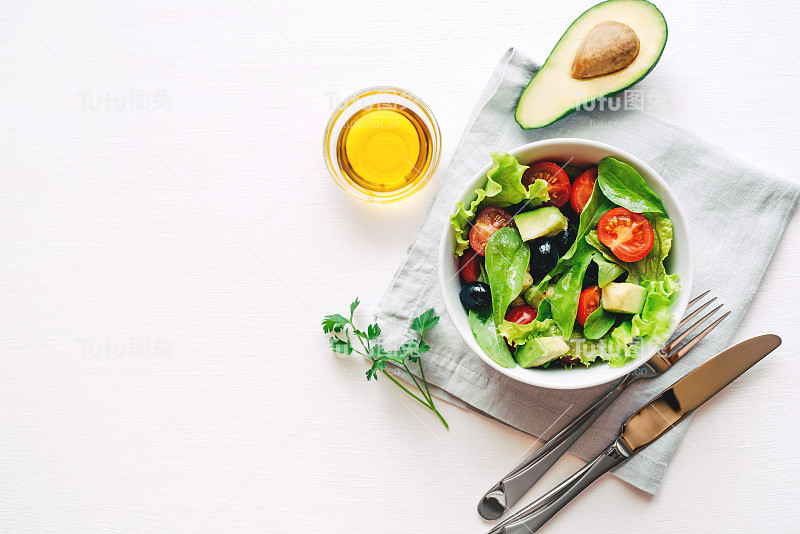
<box><xmin>485</xmin><ymin>228</ymin><xmax>531</xmax><ymax>327</ymax></box>
<box><xmin>604</xmin><ymin>273</ymin><xmax>680</xmax><ymax>367</ymax></box>
<box><xmin>627</xmin><ymin>214</ymin><xmax>674</xmax><ymax>282</ymax></box>
<box><xmin>564</xmin><ymin>338</ymin><xmax>609</xmax><ymax>367</ymax></box>
<box><xmin>606</xmin><ymin>321</ymin><xmax>636</xmax><ymax>367</ymax></box>
<box><xmin>450</xmin><ymin>187</ymin><xmax>488</xmax><ymax>256</ymax></box>
<box><xmin>597</xmin><ymin>157</ymin><xmax>666</xmax><ymax>214</ymax></box>
<box><xmin>450</xmin><ymin>152</ymin><xmax>549</xmax><ymax>256</ymax></box>
<box><xmin>468</xmin><ymin>310</ymin><xmax>515</xmax><ymax>368</ymax></box>
<box><xmin>498</xmin><ymin>318</ymin><xmax>560</xmax><ymax>346</ymax></box>
<box><xmin>630</xmin><ymin>273</ymin><xmax>680</xmax><ymax>344</ymax></box>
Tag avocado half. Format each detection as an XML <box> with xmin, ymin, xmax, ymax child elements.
<box><xmin>515</xmin><ymin>0</ymin><xmax>667</xmax><ymax>129</ymax></box>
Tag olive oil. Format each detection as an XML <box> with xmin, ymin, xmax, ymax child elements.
<box><xmin>336</xmin><ymin>104</ymin><xmax>432</xmax><ymax>194</ymax></box>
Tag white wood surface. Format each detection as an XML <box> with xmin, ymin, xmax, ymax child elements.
<box><xmin>1</xmin><ymin>1</ymin><xmax>799</xmax><ymax>532</ymax></box>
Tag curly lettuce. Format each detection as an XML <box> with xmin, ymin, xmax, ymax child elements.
<box><xmin>605</xmin><ymin>273</ymin><xmax>680</xmax><ymax>367</ymax></box>
<box><xmin>498</xmin><ymin>318</ymin><xmax>560</xmax><ymax>346</ymax></box>
<box><xmin>450</xmin><ymin>152</ymin><xmax>548</xmax><ymax>255</ymax></box>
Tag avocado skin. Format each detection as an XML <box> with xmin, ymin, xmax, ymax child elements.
<box><xmin>515</xmin><ymin>0</ymin><xmax>668</xmax><ymax>130</ymax></box>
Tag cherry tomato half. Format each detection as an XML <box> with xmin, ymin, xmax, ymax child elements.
<box><xmin>523</xmin><ymin>162</ymin><xmax>570</xmax><ymax>208</ymax></box>
<box><xmin>505</xmin><ymin>305</ymin><xmax>538</xmax><ymax>325</ymax></box>
<box><xmin>576</xmin><ymin>285</ymin><xmax>601</xmax><ymax>327</ymax></box>
<box><xmin>570</xmin><ymin>168</ymin><xmax>597</xmax><ymax>215</ymax></box>
<box><xmin>469</xmin><ymin>206</ymin><xmax>514</xmax><ymax>256</ymax></box>
<box><xmin>597</xmin><ymin>207</ymin><xmax>655</xmax><ymax>263</ymax></box>
<box><xmin>459</xmin><ymin>248</ymin><xmax>483</xmax><ymax>284</ymax></box>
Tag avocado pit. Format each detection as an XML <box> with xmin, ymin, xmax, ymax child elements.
<box><xmin>571</xmin><ymin>21</ymin><xmax>640</xmax><ymax>79</ymax></box>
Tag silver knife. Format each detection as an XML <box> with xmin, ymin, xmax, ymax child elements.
<box><xmin>487</xmin><ymin>334</ymin><xmax>782</xmax><ymax>534</ymax></box>
<box><xmin>478</xmin><ymin>292</ymin><xmax>727</xmax><ymax>520</ymax></box>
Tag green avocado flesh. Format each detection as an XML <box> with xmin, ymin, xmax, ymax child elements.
<box><xmin>515</xmin><ymin>0</ymin><xmax>667</xmax><ymax>129</ymax></box>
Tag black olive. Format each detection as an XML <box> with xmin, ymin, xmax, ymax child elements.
<box><xmin>530</xmin><ymin>238</ymin><xmax>559</xmax><ymax>279</ymax></box>
<box><xmin>506</xmin><ymin>201</ymin><xmax>528</xmax><ymax>216</ymax></box>
<box><xmin>459</xmin><ymin>282</ymin><xmax>491</xmax><ymax>310</ymax></box>
<box><xmin>583</xmin><ymin>261</ymin><xmax>599</xmax><ymax>287</ymax></box>
<box><xmin>553</xmin><ymin>226</ymin><xmax>577</xmax><ymax>256</ymax></box>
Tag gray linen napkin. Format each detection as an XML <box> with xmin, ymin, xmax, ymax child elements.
<box><xmin>375</xmin><ymin>48</ymin><xmax>800</xmax><ymax>494</ymax></box>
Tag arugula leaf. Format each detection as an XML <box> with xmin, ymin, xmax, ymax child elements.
<box><xmin>485</xmin><ymin>227</ymin><xmax>531</xmax><ymax>327</ymax></box>
<box><xmin>597</xmin><ymin>157</ymin><xmax>666</xmax><ymax>214</ymax></box>
<box><xmin>468</xmin><ymin>309</ymin><xmax>515</xmax><ymax>368</ymax></box>
<box><xmin>411</xmin><ymin>308</ymin><xmax>439</xmax><ymax>335</ymax></box>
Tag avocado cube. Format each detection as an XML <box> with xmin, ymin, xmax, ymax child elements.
<box><xmin>602</xmin><ymin>282</ymin><xmax>647</xmax><ymax>314</ymax></box>
<box><xmin>515</xmin><ymin>336</ymin><xmax>570</xmax><ymax>368</ymax></box>
<box><xmin>514</xmin><ymin>207</ymin><xmax>568</xmax><ymax>242</ymax></box>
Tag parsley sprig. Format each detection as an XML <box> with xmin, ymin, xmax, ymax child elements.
<box><xmin>322</xmin><ymin>298</ymin><xmax>448</xmax><ymax>429</ymax></box>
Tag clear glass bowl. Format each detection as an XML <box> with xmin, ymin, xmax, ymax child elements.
<box><xmin>323</xmin><ymin>86</ymin><xmax>441</xmax><ymax>203</ymax></box>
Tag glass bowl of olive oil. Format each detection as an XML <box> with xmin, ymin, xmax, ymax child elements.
<box><xmin>324</xmin><ymin>87</ymin><xmax>441</xmax><ymax>203</ymax></box>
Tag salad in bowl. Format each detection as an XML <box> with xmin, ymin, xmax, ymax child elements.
<box><xmin>439</xmin><ymin>139</ymin><xmax>692</xmax><ymax>389</ymax></box>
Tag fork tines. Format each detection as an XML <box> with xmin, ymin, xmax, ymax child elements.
<box><xmin>663</xmin><ymin>290</ymin><xmax>730</xmax><ymax>363</ymax></box>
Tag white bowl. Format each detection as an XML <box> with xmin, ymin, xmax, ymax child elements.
<box><xmin>438</xmin><ymin>138</ymin><xmax>694</xmax><ymax>390</ymax></box>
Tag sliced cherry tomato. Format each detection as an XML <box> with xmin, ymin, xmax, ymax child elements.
<box><xmin>570</xmin><ymin>168</ymin><xmax>597</xmax><ymax>215</ymax></box>
<box><xmin>523</xmin><ymin>162</ymin><xmax>570</xmax><ymax>208</ymax></box>
<box><xmin>576</xmin><ymin>285</ymin><xmax>601</xmax><ymax>327</ymax></box>
<box><xmin>458</xmin><ymin>248</ymin><xmax>483</xmax><ymax>284</ymax></box>
<box><xmin>505</xmin><ymin>305</ymin><xmax>538</xmax><ymax>325</ymax></box>
<box><xmin>597</xmin><ymin>207</ymin><xmax>655</xmax><ymax>262</ymax></box>
<box><xmin>469</xmin><ymin>207</ymin><xmax>514</xmax><ymax>256</ymax></box>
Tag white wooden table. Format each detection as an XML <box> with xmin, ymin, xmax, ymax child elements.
<box><xmin>1</xmin><ymin>1</ymin><xmax>798</xmax><ymax>532</ymax></box>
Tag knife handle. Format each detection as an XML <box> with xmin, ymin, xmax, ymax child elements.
<box><xmin>488</xmin><ymin>441</ymin><xmax>629</xmax><ymax>534</ymax></box>
<box><xmin>478</xmin><ymin>374</ymin><xmax>635</xmax><ymax>520</ymax></box>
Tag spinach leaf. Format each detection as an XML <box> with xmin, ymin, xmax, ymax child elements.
<box><xmin>537</xmin><ymin>298</ymin><xmax>553</xmax><ymax>321</ymax></box>
<box><xmin>468</xmin><ymin>309</ymin><xmax>516</xmax><ymax>368</ymax></box>
<box><xmin>485</xmin><ymin>227</ymin><xmax>531</xmax><ymax>327</ymax></box>
<box><xmin>549</xmin><ymin>240</ymin><xmax>595</xmax><ymax>339</ymax></box>
<box><xmin>597</xmin><ymin>157</ymin><xmax>666</xmax><ymax>214</ymax></box>
<box><xmin>584</xmin><ymin>237</ymin><xmax>628</xmax><ymax>287</ymax></box>
<box><xmin>583</xmin><ymin>306</ymin><xmax>616</xmax><ymax>340</ymax></box>
<box><xmin>593</xmin><ymin>254</ymin><xmax>626</xmax><ymax>288</ymax></box>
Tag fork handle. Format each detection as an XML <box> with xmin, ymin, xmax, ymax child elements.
<box><xmin>478</xmin><ymin>374</ymin><xmax>634</xmax><ymax>520</ymax></box>
<box><xmin>487</xmin><ymin>442</ymin><xmax>629</xmax><ymax>534</ymax></box>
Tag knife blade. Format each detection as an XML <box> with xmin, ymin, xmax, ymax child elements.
<box><xmin>489</xmin><ymin>334</ymin><xmax>782</xmax><ymax>534</ymax></box>
<box><xmin>618</xmin><ymin>333</ymin><xmax>781</xmax><ymax>454</ymax></box>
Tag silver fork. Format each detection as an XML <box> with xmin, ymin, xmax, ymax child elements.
<box><xmin>478</xmin><ymin>291</ymin><xmax>729</xmax><ymax>520</ymax></box>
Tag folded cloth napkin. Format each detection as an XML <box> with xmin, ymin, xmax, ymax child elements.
<box><xmin>375</xmin><ymin>48</ymin><xmax>800</xmax><ymax>494</ymax></box>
